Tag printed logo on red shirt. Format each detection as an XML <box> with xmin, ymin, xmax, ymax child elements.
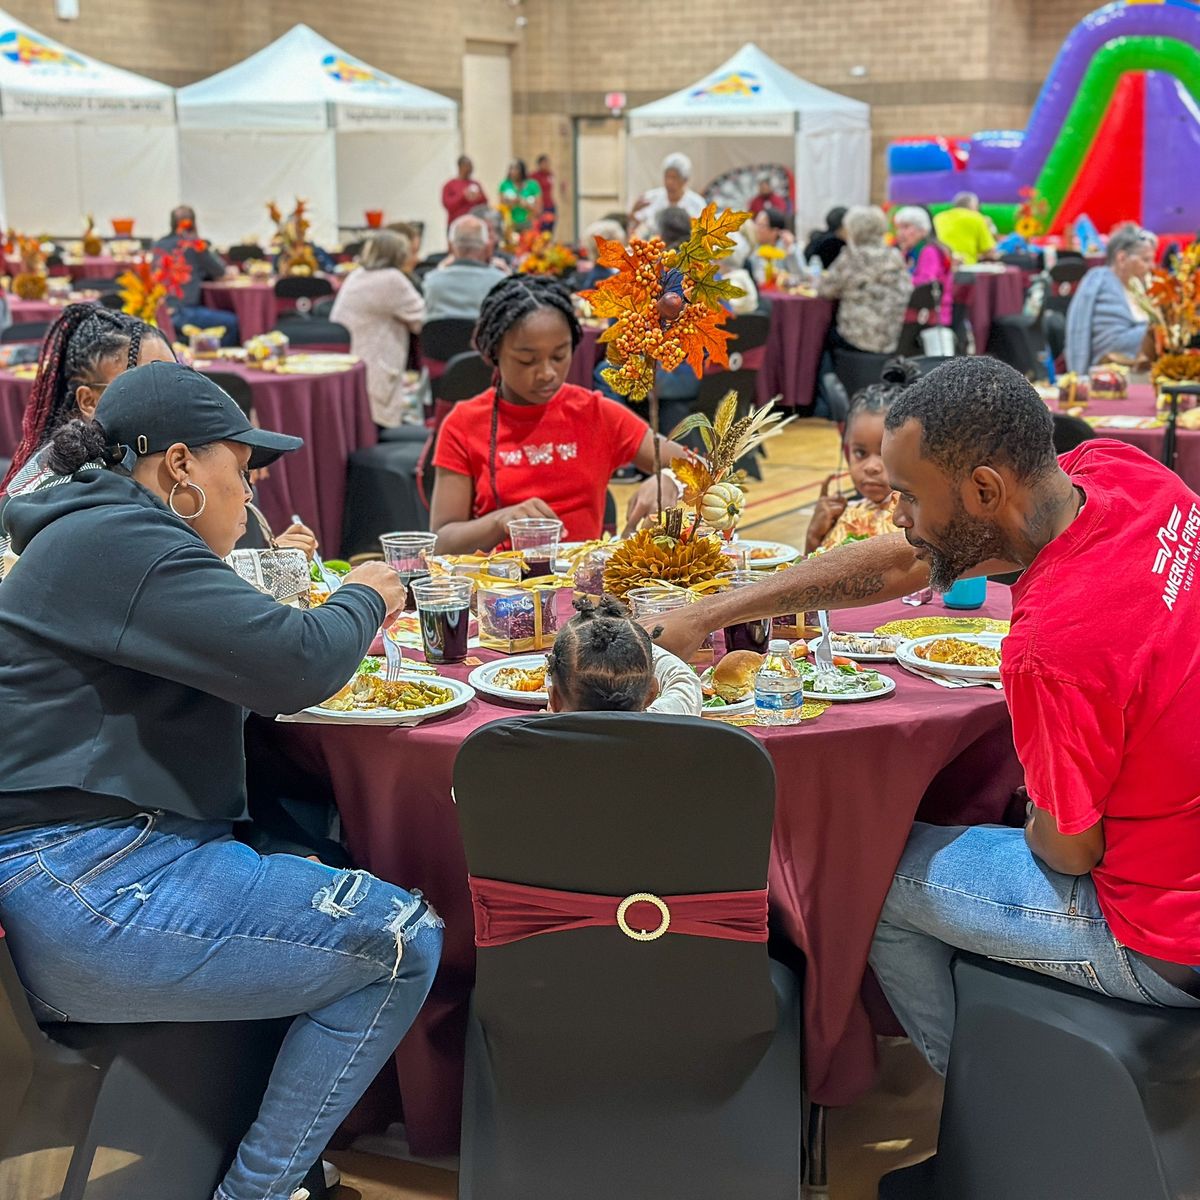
<box><xmin>1152</xmin><ymin>502</ymin><xmax>1200</xmax><ymax>610</ymax></box>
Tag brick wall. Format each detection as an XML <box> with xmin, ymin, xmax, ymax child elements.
<box><xmin>1</xmin><ymin>0</ymin><xmax>1102</xmax><ymax>232</ymax></box>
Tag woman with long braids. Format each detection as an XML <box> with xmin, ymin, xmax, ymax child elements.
<box><xmin>1</xmin><ymin>304</ymin><xmax>316</xmax><ymax>558</ymax></box>
<box><xmin>430</xmin><ymin>276</ymin><xmax>690</xmax><ymax>554</ymax></box>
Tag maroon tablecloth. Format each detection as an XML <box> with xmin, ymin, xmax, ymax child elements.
<box><xmin>1046</xmin><ymin>382</ymin><xmax>1200</xmax><ymax>492</ymax></box>
<box><xmin>192</xmin><ymin>361</ymin><xmax>375</xmax><ymax>553</ymax></box>
<box><xmin>200</xmin><ymin>281</ymin><xmax>279</xmax><ymax>342</ymax></box>
<box><xmin>757</xmin><ymin>292</ymin><xmax>835</xmax><ymax>410</ymax></box>
<box><xmin>5</xmin><ymin>255</ymin><xmax>135</xmax><ymax>283</ymax></box>
<box><xmin>7</xmin><ymin>297</ymin><xmax>66</xmax><ymax>327</ymax></box>
<box><xmin>255</xmin><ymin>586</ymin><xmax>1019</xmax><ymax>1154</ymax></box>
<box><xmin>954</xmin><ymin>266</ymin><xmax>1025</xmax><ymax>352</ymax></box>
<box><xmin>0</xmin><ymin>369</ymin><xmax>30</xmax><ymax>455</ymax></box>
<box><xmin>567</xmin><ymin>323</ymin><xmax>604</xmax><ymax>388</ymax></box>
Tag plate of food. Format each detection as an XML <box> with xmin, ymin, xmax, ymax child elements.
<box><xmin>896</xmin><ymin>633</ymin><xmax>1005</xmax><ymax>681</ymax></box>
<box><xmin>736</xmin><ymin>539</ymin><xmax>802</xmax><ymax>569</ymax></box>
<box><xmin>794</xmin><ymin>651</ymin><xmax>896</xmax><ymax>701</ymax></box>
<box><xmin>809</xmin><ymin>632</ymin><xmax>900</xmax><ymax>662</ymax></box>
<box><xmin>468</xmin><ymin>655</ymin><xmax>549</xmax><ymax>706</ymax></box>
<box><xmin>306</xmin><ymin>672</ymin><xmax>474</xmax><ymax>724</ymax></box>
<box><xmin>699</xmin><ymin>650</ymin><xmax>762</xmax><ymax>717</ymax></box>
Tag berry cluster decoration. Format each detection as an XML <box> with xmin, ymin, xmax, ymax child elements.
<box><xmin>580</xmin><ymin>203</ymin><xmax>750</xmax><ymax>402</ymax></box>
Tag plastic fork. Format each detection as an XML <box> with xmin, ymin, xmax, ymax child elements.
<box><xmin>813</xmin><ymin>610</ymin><xmax>840</xmax><ymax>687</ymax></box>
<box><xmin>382</xmin><ymin>631</ymin><xmax>405</xmax><ymax>681</ymax></box>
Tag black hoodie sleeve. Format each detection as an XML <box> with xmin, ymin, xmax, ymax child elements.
<box><xmin>108</xmin><ymin>541</ymin><xmax>387</xmax><ymax>715</ymax></box>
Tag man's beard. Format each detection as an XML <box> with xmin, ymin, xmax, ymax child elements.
<box><xmin>908</xmin><ymin>503</ymin><xmax>1009</xmax><ymax>592</ymax></box>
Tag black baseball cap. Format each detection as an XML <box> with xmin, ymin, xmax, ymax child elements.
<box><xmin>94</xmin><ymin>362</ymin><xmax>303</xmax><ymax>469</ymax></box>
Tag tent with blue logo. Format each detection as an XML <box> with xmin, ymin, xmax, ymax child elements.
<box><xmin>0</xmin><ymin>7</ymin><xmax>178</xmax><ymax>236</ymax></box>
<box><xmin>178</xmin><ymin>25</ymin><xmax>458</xmax><ymax>247</ymax></box>
<box><xmin>627</xmin><ymin>43</ymin><xmax>870</xmax><ymax>239</ymax></box>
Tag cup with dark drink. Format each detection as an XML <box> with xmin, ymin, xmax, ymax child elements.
<box><xmin>718</xmin><ymin>570</ymin><xmax>772</xmax><ymax>655</ymax></box>
<box><xmin>380</xmin><ymin>531</ymin><xmax>437</xmax><ymax>610</ymax></box>
<box><xmin>412</xmin><ymin>577</ymin><xmax>473</xmax><ymax>665</ymax></box>
<box><xmin>508</xmin><ymin>517</ymin><xmax>563</xmax><ymax>579</ymax></box>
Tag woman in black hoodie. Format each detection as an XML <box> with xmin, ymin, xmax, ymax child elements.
<box><xmin>0</xmin><ymin>362</ymin><xmax>441</xmax><ymax>1200</ymax></box>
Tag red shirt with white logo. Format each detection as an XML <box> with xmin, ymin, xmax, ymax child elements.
<box><xmin>1005</xmin><ymin>439</ymin><xmax>1200</xmax><ymax>961</ymax></box>
<box><xmin>442</xmin><ymin>177</ymin><xmax>488</xmax><ymax>226</ymax></box>
<box><xmin>433</xmin><ymin>384</ymin><xmax>649</xmax><ymax>547</ymax></box>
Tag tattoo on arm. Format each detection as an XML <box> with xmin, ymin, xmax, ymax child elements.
<box><xmin>778</xmin><ymin>573</ymin><xmax>888</xmax><ymax>613</ymax></box>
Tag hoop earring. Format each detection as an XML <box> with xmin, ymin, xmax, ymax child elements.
<box><xmin>168</xmin><ymin>480</ymin><xmax>207</xmax><ymax>520</ymax></box>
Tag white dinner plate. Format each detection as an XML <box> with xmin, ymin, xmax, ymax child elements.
<box><xmin>736</xmin><ymin>539</ymin><xmax>802</xmax><ymax>569</ymax></box>
<box><xmin>802</xmin><ymin>670</ymin><xmax>897</xmax><ymax>703</ymax></box>
<box><xmin>698</xmin><ymin>666</ymin><xmax>755</xmax><ymax>718</ymax></box>
<box><xmin>809</xmin><ymin>633</ymin><xmax>900</xmax><ymax>663</ymax></box>
<box><xmin>895</xmin><ymin>633</ymin><xmax>1005</xmax><ymax>681</ymax></box>
<box><xmin>469</xmin><ymin>655</ymin><xmax>550</xmax><ymax>706</ymax></box>
<box><xmin>304</xmin><ymin>673</ymin><xmax>475</xmax><ymax>725</ymax></box>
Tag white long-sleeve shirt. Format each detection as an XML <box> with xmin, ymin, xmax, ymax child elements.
<box><xmin>646</xmin><ymin>645</ymin><xmax>703</xmax><ymax>717</ymax></box>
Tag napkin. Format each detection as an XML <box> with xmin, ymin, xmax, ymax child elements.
<box><xmin>898</xmin><ymin>661</ymin><xmax>1003</xmax><ymax>691</ymax></box>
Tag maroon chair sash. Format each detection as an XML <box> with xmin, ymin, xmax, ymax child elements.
<box><xmin>469</xmin><ymin>876</ymin><xmax>768</xmax><ymax>948</ymax></box>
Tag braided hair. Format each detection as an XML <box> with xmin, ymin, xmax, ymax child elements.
<box><xmin>472</xmin><ymin>275</ymin><xmax>581</xmax><ymax>509</ymax></box>
<box><xmin>1</xmin><ymin>304</ymin><xmax>168</xmax><ymax>491</ymax></box>
<box><xmin>846</xmin><ymin>356</ymin><xmax>919</xmax><ymax>429</ymax></box>
<box><xmin>546</xmin><ymin>596</ymin><xmax>656</xmax><ymax>712</ymax></box>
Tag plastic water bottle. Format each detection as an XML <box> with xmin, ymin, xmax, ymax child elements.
<box><xmin>807</xmin><ymin>255</ymin><xmax>823</xmax><ymax>283</ymax></box>
<box><xmin>755</xmin><ymin>639</ymin><xmax>804</xmax><ymax>727</ymax></box>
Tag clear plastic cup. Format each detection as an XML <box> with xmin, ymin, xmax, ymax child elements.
<box><xmin>380</xmin><ymin>531</ymin><xmax>438</xmax><ymax>611</ymax></box>
<box><xmin>412</xmin><ymin>576</ymin><xmax>473</xmax><ymax>664</ymax></box>
<box><xmin>508</xmin><ymin>518</ymin><xmax>563</xmax><ymax>579</ymax></box>
<box><xmin>717</xmin><ymin>570</ymin><xmax>772</xmax><ymax>655</ymax></box>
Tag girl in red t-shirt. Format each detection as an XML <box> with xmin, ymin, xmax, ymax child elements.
<box><xmin>431</xmin><ymin>277</ymin><xmax>689</xmax><ymax>553</ymax></box>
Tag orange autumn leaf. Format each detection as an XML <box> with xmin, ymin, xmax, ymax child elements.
<box><xmin>681</xmin><ymin>304</ymin><xmax>735</xmax><ymax>377</ymax></box>
<box><xmin>594</xmin><ymin>234</ymin><xmax>636</xmax><ymax>271</ymax></box>
<box><xmin>671</xmin><ymin>456</ymin><xmax>715</xmax><ymax>506</ymax></box>
<box><xmin>673</xmin><ymin>203</ymin><xmax>751</xmax><ymax>272</ymax></box>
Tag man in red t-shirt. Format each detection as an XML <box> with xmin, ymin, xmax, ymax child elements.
<box><xmin>441</xmin><ymin>156</ymin><xmax>488</xmax><ymax>230</ymax></box>
<box><xmin>532</xmin><ymin>154</ymin><xmax>557</xmax><ymax>233</ymax></box>
<box><xmin>748</xmin><ymin>174</ymin><xmax>788</xmax><ymax>217</ymax></box>
<box><xmin>646</xmin><ymin>356</ymin><xmax>1200</xmax><ymax>1081</ymax></box>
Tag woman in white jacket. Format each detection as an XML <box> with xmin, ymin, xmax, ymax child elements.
<box><xmin>330</xmin><ymin>231</ymin><xmax>427</xmax><ymax>428</ymax></box>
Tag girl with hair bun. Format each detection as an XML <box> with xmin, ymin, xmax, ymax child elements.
<box><xmin>547</xmin><ymin>596</ymin><xmax>702</xmax><ymax>715</ymax></box>
<box><xmin>806</xmin><ymin>356</ymin><xmax>920</xmax><ymax>554</ymax></box>
<box><xmin>430</xmin><ymin>275</ymin><xmax>691</xmax><ymax>554</ymax></box>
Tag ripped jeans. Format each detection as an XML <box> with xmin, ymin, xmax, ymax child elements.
<box><xmin>0</xmin><ymin>810</ymin><xmax>443</xmax><ymax>1200</ymax></box>
<box><xmin>869</xmin><ymin>823</ymin><xmax>1200</xmax><ymax>1076</ymax></box>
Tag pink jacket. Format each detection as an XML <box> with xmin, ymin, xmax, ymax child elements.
<box><xmin>909</xmin><ymin>242</ymin><xmax>954</xmax><ymax>327</ymax></box>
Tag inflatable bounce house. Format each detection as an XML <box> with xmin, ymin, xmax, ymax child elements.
<box><xmin>888</xmin><ymin>0</ymin><xmax>1200</xmax><ymax>236</ymax></box>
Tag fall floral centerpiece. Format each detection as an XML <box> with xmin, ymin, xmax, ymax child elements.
<box><xmin>12</xmin><ymin>234</ymin><xmax>47</xmax><ymax>300</ymax></box>
<box><xmin>268</xmin><ymin>199</ymin><xmax>319</xmax><ymax>277</ymax></box>
<box><xmin>1132</xmin><ymin>241</ymin><xmax>1200</xmax><ymax>389</ymax></box>
<box><xmin>82</xmin><ymin>214</ymin><xmax>103</xmax><ymax>258</ymax></box>
<box><xmin>1014</xmin><ymin>188</ymin><xmax>1049</xmax><ymax>241</ymax></box>
<box><xmin>117</xmin><ymin>246</ymin><xmax>194</xmax><ymax>324</ymax></box>
<box><xmin>517</xmin><ymin>231</ymin><xmax>578</xmax><ymax>278</ymax></box>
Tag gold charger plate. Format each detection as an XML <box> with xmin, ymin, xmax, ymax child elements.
<box><xmin>708</xmin><ymin>700</ymin><xmax>829</xmax><ymax>727</ymax></box>
<box><xmin>874</xmin><ymin>616</ymin><xmax>1010</xmax><ymax>638</ymax></box>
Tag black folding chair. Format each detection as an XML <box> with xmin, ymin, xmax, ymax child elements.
<box><xmin>418</xmin><ymin>317</ymin><xmax>477</xmax><ymax>368</ymax></box>
<box><xmin>831</xmin><ymin>347</ymin><xmax>892</xmax><ymax>401</ymax></box>
<box><xmin>432</xmin><ymin>350</ymin><xmax>492</xmax><ymax>405</ymax></box>
<box><xmin>0</xmin><ymin>930</ymin><xmax>298</xmax><ymax>1200</ymax></box>
<box><xmin>225</xmin><ymin>244</ymin><xmax>266</xmax><ymax>265</ymax></box>
<box><xmin>455</xmin><ymin>714</ymin><xmax>803</xmax><ymax>1200</ymax></box>
<box><xmin>1044</xmin><ymin>259</ymin><xmax>1089</xmax><ymax>316</ymax></box>
<box><xmin>273</xmin><ymin>275</ymin><xmax>334</xmax><ymax>317</ymax></box>
<box><xmin>0</xmin><ymin>322</ymin><xmax>49</xmax><ymax>346</ymax></box>
<box><xmin>898</xmin><ymin>281</ymin><xmax>944</xmax><ymax>358</ymax></box>
<box><xmin>273</xmin><ymin>316</ymin><xmax>350</xmax><ymax>351</ymax></box>
<box><xmin>883</xmin><ymin>954</ymin><xmax>1200</xmax><ymax>1200</ymax></box>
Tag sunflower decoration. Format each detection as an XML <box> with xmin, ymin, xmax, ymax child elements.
<box><xmin>12</xmin><ymin>234</ymin><xmax>47</xmax><ymax>300</ymax></box>
<box><xmin>268</xmin><ymin>199</ymin><xmax>319</xmax><ymax>277</ymax></box>
<box><xmin>116</xmin><ymin>247</ymin><xmax>193</xmax><ymax>324</ymax></box>
<box><xmin>603</xmin><ymin>506</ymin><xmax>731</xmax><ymax>599</ymax></box>
<box><xmin>82</xmin><ymin>214</ymin><xmax>103</xmax><ymax>258</ymax></box>
<box><xmin>1014</xmin><ymin>188</ymin><xmax>1049</xmax><ymax>241</ymax></box>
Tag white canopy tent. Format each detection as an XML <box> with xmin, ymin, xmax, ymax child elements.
<box><xmin>0</xmin><ymin>10</ymin><xmax>178</xmax><ymax>236</ymax></box>
<box><xmin>627</xmin><ymin>44</ymin><xmax>870</xmax><ymax>239</ymax></box>
<box><xmin>177</xmin><ymin>25</ymin><xmax>459</xmax><ymax>249</ymax></box>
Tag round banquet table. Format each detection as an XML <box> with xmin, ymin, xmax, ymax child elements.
<box><xmin>0</xmin><ymin>360</ymin><xmax>376</xmax><ymax>555</ymax></box>
<box><xmin>953</xmin><ymin>265</ymin><xmax>1025</xmax><ymax>352</ymax></box>
<box><xmin>756</xmin><ymin>292</ymin><xmax>835</xmax><ymax>410</ymax></box>
<box><xmin>249</xmin><ymin>585</ymin><xmax>1021</xmax><ymax>1155</ymax></box>
<box><xmin>1047</xmin><ymin>382</ymin><xmax>1200</xmax><ymax>493</ymax></box>
<box><xmin>199</xmin><ymin>280</ymin><xmax>280</xmax><ymax>342</ymax></box>
<box><xmin>192</xmin><ymin>360</ymin><xmax>375</xmax><ymax>553</ymax></box>
<box><xmin>5</xmin><ymin>255</ymin><xmax>135</xmax><ymax>283</ymax></box>
<box><xmin>7</xmin><ymin>296</ymin><xmax>69</xmax><ymax>327</ymax></box>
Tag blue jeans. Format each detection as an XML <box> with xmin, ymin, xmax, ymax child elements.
<box><xmin>0</xmin><ymin>811</ymin><xmax>442</xmax><ymax>1200</ymax></box>
<box><xmin>177</xmin><ymin>304</ymin><xmax>241</xmax><ymax>346</ymax></box>
<box><xmin>869</xmin><ymin>823</ymin><xmax>1200</xmax><ymax>1075</ymax></box>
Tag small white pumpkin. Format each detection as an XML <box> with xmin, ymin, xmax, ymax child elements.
<box><xmin>700</xmin><ymin>481</ymin><xmax>746</xmax><ymax>532</ymax></box>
